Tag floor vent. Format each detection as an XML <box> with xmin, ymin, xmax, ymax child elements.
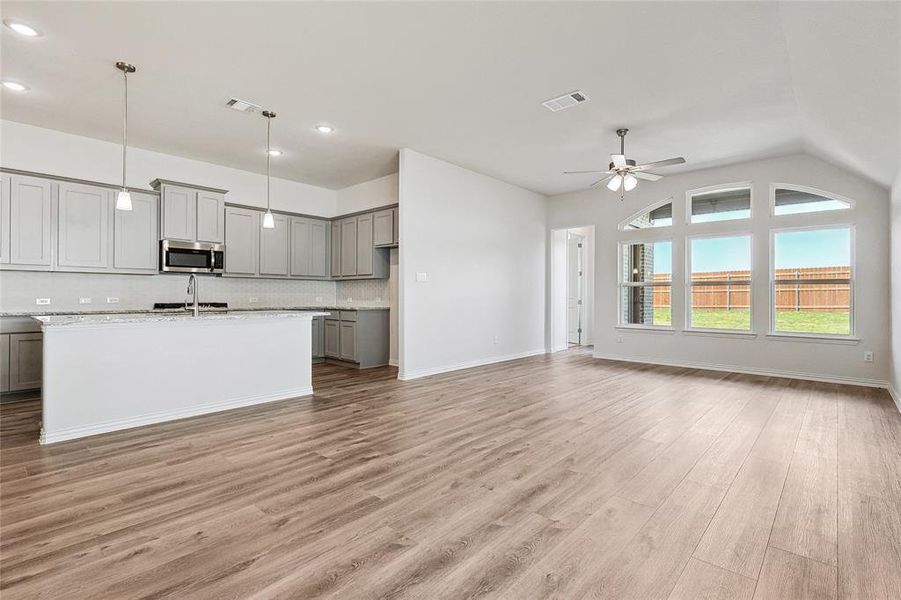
<box><xmin>542</xmin><ymin>90</ymin><xmax>590</xmax><ymax>112</ymax></box>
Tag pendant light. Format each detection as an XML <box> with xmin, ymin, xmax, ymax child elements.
<box><xmin>115</xmin><ymin>61</ymin><xmax>136</xmax><ymax>211</ymax></box>
<box><xmin>261</xmin><ymin>110</ymin><xmax>276</xmax><ymax>229</ymax></box>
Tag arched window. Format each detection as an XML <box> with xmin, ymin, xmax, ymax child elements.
<box><xmin>771</xmin><ymin>184</ymin><xmax>853</xmax><ymax>216</ymax></box>
<box><xmin>619</xmin><ymin>198</ymin><xmax>673</xmax><ymax>231</ymax></box>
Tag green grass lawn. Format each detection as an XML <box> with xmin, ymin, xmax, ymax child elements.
<box><xmin>652</xmin><ymin>308</ymin><xmax>850</xmax><ymax>334</ymax></box>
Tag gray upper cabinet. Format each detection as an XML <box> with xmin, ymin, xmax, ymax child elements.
<box><xmin>340</xmin><ymin>217</ymin><xmax>358</xmax><ymax>276</ymax></box>
<box><xmin>356</xmin><ymin>214</ymin><xmax>374</xmax><ymax>276</ymax></box>
<box><xmin>290</xmin><ymin>217</ymin><xmax>329</xmax><ymax>278</ymax></box>
<box><xmin>0</xmin><ymin>175</ymin><xmax>10</xmax><ymax>265</ymax></box>
<box><xmin>196</xmin><ymin>191</ymin><xmax>225</xmax><ymax>243</ymax></box>
<box><xmin>57</xmin><ymin>182</ymin><xmax>111</xmax><ymax>270</ymax></box>
<box><xmin>373</xmin><ymin>208</ymin><xmax>395</xmax><ymax>247</ymax></box>
<box><xmin>7</xmin><ymin>175</ymin><xmax>52</xmax><ymax>268</ymax></box>
<box><xmin>160</xmin><ymin>184</ymin><xmax>196</xmax><ymax>241</ymax></box>
<box><xmin>224</xmin><ymin>206</ymin><xmax>259</xmax><ymax>276</ymax></box>
<box><xmin>114</xmin><ymin>191</ymin><xmax>159</xmax><ymax>272</ymax></box>
<box><xmin>153</xmin><ymin>179</ymin><xmax>226</xmax><ymax>244</ymax></box>
<box><xmin>259</xmin><ymin>212</ymin><xmax>289</xmax><ymax>277</ymax></box>
<box><xmin>331</xmin><ymin>221</ymin><xmax>341</xmax><ymax>277</ymax></box>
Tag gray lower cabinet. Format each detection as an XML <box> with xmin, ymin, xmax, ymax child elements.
<box><xmin>114</xmin><ymin>191</ymin><xmax>159</xmax><ymax>271</ymax></box>
<box><xmin>324</xmin><ymin>318</ymin><xmax>340</xmax><ymax>358</ymax></box>
<box><xmin>0</xmin><ymin>334</ymin><xmax>9</xmax><ymax>393</ymax></box>
<box><xmin>322</xmin><ymin>310</ymin><xmax>389</xmax><ymax>368</ymax></box>
<box><xmin>259</xmin><ymin>212</ymin><xmax>289</xmax><ymax>277</ymax></box>
<box><xmin>57</xmin><ymin>181</ymin><xmax>112</xmax><ymax>270</ymax></box>
<box><xmin>7</xmin><ymin>333</ymin><xmax>42</xmax><ymax>391</ymax></box>
<box><xmin>224</xmin><ymin>207</ymin><xmax>259</xmax><ymax>276</ymax></box>
<box><xmin>311</xmin><ymin>316</ymin><xmax>325</xmax><ymax>359</ymax></box>
<box><xmin>7</xmin><ymin>174</ymin><xmax>53</xmax><ymax>268</ymax></box>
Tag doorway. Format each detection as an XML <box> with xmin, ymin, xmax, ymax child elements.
<box><xmin>549</xmin><ymin>225</ymin><xmax>595</xmax><ymax>352</ymax></box>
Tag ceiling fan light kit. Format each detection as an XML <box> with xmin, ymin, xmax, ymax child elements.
<box><xmin>564</xmin><ymin>128</ymin><xmax>685</xmax><ymax>199</ymax></box>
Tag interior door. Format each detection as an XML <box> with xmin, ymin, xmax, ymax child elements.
<box><xmin>566</xmin><ymin>233</ymin><xmax>584</xmax><ymax>345</ymax></box>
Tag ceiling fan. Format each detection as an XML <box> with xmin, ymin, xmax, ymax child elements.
<box><xmin>564</xmin><ymin>128</ymin><xmax>685</xmax><ymax>199</ymax></box>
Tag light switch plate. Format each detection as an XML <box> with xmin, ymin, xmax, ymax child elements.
<box><xmin>416</xmin><ymin>272</ymin><xmax>428</xmax><ymax>282</ymax></box>
<box><xmin>79</xmin><ymin>298</ymin><xmax>92</xmax><ymax>304</ymax></box>
<box><xmin>36</xmin><ymin>298</ymin><xmax>51</xmax><ymax>305</ymax></box>
<box><xmin>106</xmin><ymin>297</ymin><xmax>119</xmax><ymax>304</ymax></box>
<box><xmin>249</xmin><ymin>297</ymin><xmax>258</xmax><ymax>303</ymax></box>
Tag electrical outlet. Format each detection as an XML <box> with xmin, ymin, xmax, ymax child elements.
<box><xmin>106</xmin><ymin>297</ymin><xmax>119</xmax><ymax>304</ymax></box>
<box><xmin>36</xmin><ymin>298</ymin><xmax>51</xmax><ymax>305</ymax></box>
<box><xmin>249</xmin><ymin>297</ymin><xmax>258</xmax><ymax>303</ymax></box>
<box><xmin>376</xmin><ymin>296</ymin><xmax>382</xmax><ymax>303</ymax></box>
<box><xmin>493</xmin><ymin>335</ymin><xmax>499</xmax><ymax>345</ymax></box>
<box><xmin>617</xmin><ymin>335</ymin><xmax>624</xmax><ymax>343</ymax></box>
<box><xmin>79</xmin><ymin>298</ymin><xmax>92</xmax><ymax>304</ymax></box>
<box><xmin>315</xmin><ymin>296</ymin><xmax>323</xmax><ymax>302</ymax></box>
<box><xmin>863</xmin><ymin>351</ymin><xmax>874</xmax><ymax>363</ymax></box>
<box><xmin>416</xmin><ymin>272</ymin><xmax>428</xmax><ymax>282</ymax></box>
<box><xmin>346</xmin><ymin>297</ymin><xmax>353</xmax><ymax>303</ymax></box>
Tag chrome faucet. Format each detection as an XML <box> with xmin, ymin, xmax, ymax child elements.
<box><xmin>186</xmin><ymin>274</ymin><xmax>199</xmax><ymax>317</ymax></box>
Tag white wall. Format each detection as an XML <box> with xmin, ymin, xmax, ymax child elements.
<box><xmin>398</xmin><ymin>149</ymin><xmax>547</xmax><ymax>379</ymax></box>
<box><xmin>548</xmin><ymin>154</ymin><xmax>892</xmax><ymax>386</ymax></box>
<box><xmin>335</xmin><ymin>172</ymin><xmax>398</xmax><ymax>214</ymax></box>
<box><xmin>890</xmin><ymin>173</ymin><xmax>901</xmax><ymax>404</ymax></box>
<box><xmin>1</xmin><ymin>120</ymin><xmax>337</xmax><ymax>216</ymax></box>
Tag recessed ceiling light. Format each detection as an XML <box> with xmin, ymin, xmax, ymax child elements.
<box><xmin>2</xmin><ymin>81</ymin><xmax>29</xmax><ymax>92</ymax></box>
<box><xmin>267</xmin><ymin>149</ymin><xmax>282</xmax><ymax>156</ymax></box>
<box><xmin>316</xmin><ymin>125</ymin><xmax>333</xmax><ymax>134</ymax></box>
<box><xmin>4</xmin><ymin>20</ymin><xmax>41</xmax><ymax>37</ymax></box>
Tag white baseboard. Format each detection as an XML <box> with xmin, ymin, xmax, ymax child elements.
<box><xmin>398</xmin><ymin>348</ymin><xmax>547</xmax><ymax>381</ymax></box>
<box><xmin>889</xmin><ymin>383</ymin><xmax>901</xmax><ymax>413</ymax></box>
<box><xmin>389</xmin><ymin>359</ymin><xmax>399</xmax><ymax>367</ymax></box>
<box><xmin>548</xmin><ymin>344</ymin><xmax>569</xmax><ymax>353</ymax></box>
<box><xmin>40</xmin><ymin>387</ymin><xmax>314</xmax><ymax>445</ymax></box>
<box><xmin>592</xmin><ymin>352</ymin><xmax>890</xmax><ymax>389</ymax></box>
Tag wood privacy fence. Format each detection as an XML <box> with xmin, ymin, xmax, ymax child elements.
<box><xmin>652</xmin><ymin>266</ymin><xmax>850</xmax><ymax>312</ymax></box>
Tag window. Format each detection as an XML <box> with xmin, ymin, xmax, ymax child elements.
<box><xmin>773</xmin><ymin>185</ymin><xmax>851</xmax><ymax>216</ymax></box>
<box><xmin>690</xmin><ymin>185</ymin><xmax>751</xmax><ymax>223</ymax></box>
<box><xmin>622</xmin><ymin>201</ymin><xmax>673</xmax><ymax>230</ymax></box>
<box><xmin>772</xmin><ymin>227</ymin><xmax>852</xmax><ymax>336</ymax></box>
<box><xmin>689</xmin><ymin>235</ymin><xmax>752</xmax><ymax>330</ymax></box>
<box><xmin>620</xmin><ymin>241</ymin><xmax>672</xmax><ymax>327</ymax></box>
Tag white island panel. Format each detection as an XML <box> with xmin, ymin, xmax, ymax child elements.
<box><xmin>37</xmin><ymin>311</ymin><xmax>325</xmax><ymax>444</ymax></box>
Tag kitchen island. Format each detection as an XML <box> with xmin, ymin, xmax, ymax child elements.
<box><xmin>34</xmin><ymin>310</ymin><xmax>328</xmax><ymax>444</ymax></box>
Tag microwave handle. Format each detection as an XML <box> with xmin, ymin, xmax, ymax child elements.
<box><xmin>210</xmin><ymin>247</ymin><xmax>215</xmax><ymax>272</ymax></box>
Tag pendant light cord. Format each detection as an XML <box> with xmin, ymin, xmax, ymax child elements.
<box><xmin>266</xmin><ymin>114</ymin><xmax>271</xmax><ymax>212</ymax></box>
<box><xmin>122</xmin><ymin>69</ymin><xmax>128</xmax><ymax>190</ymax></box>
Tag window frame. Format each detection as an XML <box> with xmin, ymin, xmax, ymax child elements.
<box><xmin>617</xmin><ymin>238</ymin><xmax>674</xmax><ymax>330</ymax></box>
<box><xmin>685</xmin><ymin>181</ymin><xmax>753</xmax><ymax>225</ymax></box>
<box><xmin>618</xmin><ymin>196</ymin><xmax>674</xmax><ymax>232</ymax></box>
<box><xmin>685</xmin><ymin>231</ymin><xmax>755</xmax><ymax>335</ymax></box>
<box><xmin>769</xmin><ymin>183</ymin><xmax>855</xmax><ymax>217</ymax></box>
<box><xmin>768</xmin><ymin>223</ymin><xmax>856</xmax><ymax>340</ymax></box>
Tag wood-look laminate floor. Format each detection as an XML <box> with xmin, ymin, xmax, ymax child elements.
<box><xmin>2</xmin><ymin>349</ymin><xmax>900</xmax><ymax>599</ymax></box>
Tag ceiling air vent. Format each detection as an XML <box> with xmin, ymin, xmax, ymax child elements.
<box><xmin>542</xmin><ymin>90</ymin><xmax>590</xmax><ymax>112</ymax></box>
<box><xmin>225</xmin><ymin>97</ymin><xmax>262</xmax><ymax>113</ymax></box>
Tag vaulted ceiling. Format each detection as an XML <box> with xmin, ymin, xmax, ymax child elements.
<box><xmin>1</xmin><ymin>1</ymin><xmax>898</xmax><ymax>194</ymax></box>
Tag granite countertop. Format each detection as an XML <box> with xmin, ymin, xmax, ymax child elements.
<box><xmin>0</xmin><ymin>305</ymin><xmax>390</xmax><ymax>318</ymax></box>
<box><xmin>33</xmin><ymin>310</ymin><xmax>333</xmax><ymax>329</ymax></box>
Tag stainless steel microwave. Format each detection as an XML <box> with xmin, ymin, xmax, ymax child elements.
<box><xmin>160</xmin><ymin>240</ymin><xmax>225</xmax><ymax>274</ymax></box>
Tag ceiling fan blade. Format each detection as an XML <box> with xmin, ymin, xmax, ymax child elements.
<box><xmin>632</xmin><ymin>157</ymin><xmax>685</xmax><ymax>171</ymax></box>
<box><xmin>563</xmin><ymin>169</ymin><xmax>606</xmax><ymax>174</ymax></box>
<box><xmin>590</xmin><ymin>175</ymin><xmax>614</xmax><ymax>188</ymax></box>
<box><xmin>633</xmin><ymin>171</ymin><xmax>662</xmax><ymax>181</ymax></box>
<box><xmin>611</xmin><ymin>154</ymin><xmax>627</xmax><ymax>168</ymax></box>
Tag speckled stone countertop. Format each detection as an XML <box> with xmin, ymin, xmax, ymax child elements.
<box><xmin>33</xmin><ymin>310</ymin><xmax>333</xmax><ymax>329</ymax></box>
<box><xmin>0</xmin><ymin>305</ymin><xmax>390</xmax><ymax>318</ymax></box>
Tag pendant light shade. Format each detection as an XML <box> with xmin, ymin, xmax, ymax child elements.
<box><xmin>262</xmin><ymin>110</ymin><xmax>276</xmax><ymax>229</ymax></box>
<box><xmin>115</xmin><ymin>61</ymin><xmax>136</xmax><ymax>211</ymax></box>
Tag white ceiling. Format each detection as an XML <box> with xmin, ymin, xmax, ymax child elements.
<box><xmin>1</xmin><ymin>2</ymin><xmax>898</xmax><ymax>194</ymax></box>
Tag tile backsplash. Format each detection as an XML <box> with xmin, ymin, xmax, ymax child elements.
<box><xmin>0</xmin><ymin>271</ymin><xmax>390</xmax><ymax>313</ymax></box>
